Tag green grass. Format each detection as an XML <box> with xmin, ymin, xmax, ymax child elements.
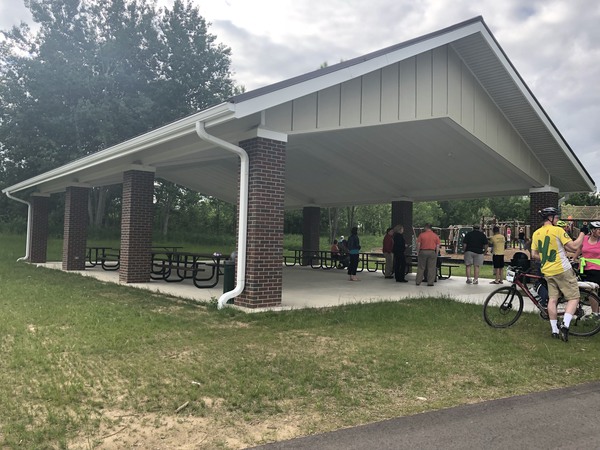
<box><xmin>1</xmin><ymin>233</ymin><xmax>598</xmax><ymax>448</ymax></box>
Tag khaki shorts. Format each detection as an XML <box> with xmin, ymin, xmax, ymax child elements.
<box><xmin>464</xmin><ymin>251</ymin><xmax>484</xmax><ymax>266</ymax></box>
<box><xmin>546</xmin><ymin>270</ymin><xmax>580</xmax><ymax>301</ymax></box>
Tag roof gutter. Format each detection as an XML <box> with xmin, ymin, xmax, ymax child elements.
<box><xmin>195</xmin><ymin>121</ymin><xmax>248</xmax><ymax>309</ymax></box>
<box><xmin>5</xmin><ymin>191</ymin><xmax>31</xmax><ymax>262</ymax></box>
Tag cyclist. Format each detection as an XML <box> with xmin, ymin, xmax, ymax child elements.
<box><xmin>574</xmin><ymin>221</ymin><xmax>600</xmax><ymax>318</ymax></box>
<box><xmin>531</xmin><ymin>207</ymin><xmax>586</xmax><ymax>342</ymax></box>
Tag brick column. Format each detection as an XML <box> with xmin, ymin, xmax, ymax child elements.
<box><xmin>392</xmin><ymin>199</ymin><xmax>414</xmax><ymax>249</ymax></box>
<box><xmin>119</xmin><ymin>169</ymin><xmax>155</xmax><ymax>283</ymax></box>
<box><xmin>529</xmin><ymin>186</ymin><xmax>559</xmax><ymax>232</ymax></box>
<box><xmin>62</xmin><ymin>186</ymin><xmax>90</xmax><ymax>270</ymax></box>
<box><xmin>29</xmin><ymin>194</ymin><xmax>50</xmax><ymax>263</ymax></box>
<box><xmin>302</xmin><ymin>206</ymin><xmax>320</xmax><ymax>266</ymax></box>
<box><xmin>236</xmin><ymin>137</ymin><xmax>286</xmax><ymax>308</ymax></box>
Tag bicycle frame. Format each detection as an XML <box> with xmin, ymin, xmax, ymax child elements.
<box><xmin>505</xmin><ymin>267</ymin><xmax>546</xmax><ymax>313</ymax></box>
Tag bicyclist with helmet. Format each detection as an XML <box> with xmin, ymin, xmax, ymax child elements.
<box><xmin>573</xmin><ymin>221</ymin><xmax>600</xmax><ymax>319</ymax></box>
<box><xmin>531</xmin><ymin>207</ymin><xmax>586</xmax><ymax>342</ymax></box>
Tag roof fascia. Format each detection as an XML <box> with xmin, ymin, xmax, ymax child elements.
<box><xmin>3</xmin><ymin>102</ymin><xmax>235</xmax><ymax>195</ymax></box>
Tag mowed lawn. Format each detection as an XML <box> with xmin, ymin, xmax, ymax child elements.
<box><xmin>1</xmin><ymin>234</ymin><xmax>600</xmax><ymax>449</ymax></box>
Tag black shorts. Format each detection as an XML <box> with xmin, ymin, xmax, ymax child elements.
<box><xmin>493</xmin><ymin>255</ymin><xmax>505</xmax><ymax>269</ymax></box>
<box><xmin>583</xmin><ymin>269</ymin><xmax>600</xmax><ymax>284</ymax></box>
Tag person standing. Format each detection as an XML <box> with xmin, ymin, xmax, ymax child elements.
<box><xmin>393</xmin><ymin>225</ymin><xmax>408</xmax><ymax>282</ymax></box>
<box><xmin>574</xmin><ymin>221</ymin><xmax>600</xmax><ymax>318</ymax></box>
<box><xmin>415</xmin><ymin>224</ymin><xmax>440</xmax><ymax>286</ymax></box>
<box><xmin>518</xmin><ymin>227</ymin><xmax>526</xmax><ymax>250</ymax></box>
<box><xmin>330</xmin><ymin>240</ymin><xmax>340</xmax><ymax>267</ymax></box>
<box><xmin>489</xmin><ymin>226</ymin><xmax>506</xmax><ymax>284</ymax></box>
<box><xmin>531</xmin><ymin>207</ymin><xmax>586</xmax><ymax>342</ymax></box>
<box><xmin>347</xmin><ymin>226</ymin><xmax>361</xmax><ymax>281</ymax></box>
<box><xmin>382</xmin><ymin>227</ymin><xmax>394</xmax><ymax>279</ymax></box>
<box><xmin>463</xmin><ymin>224</ymin><xmax>488</xmax><ymax>285</ymax></box>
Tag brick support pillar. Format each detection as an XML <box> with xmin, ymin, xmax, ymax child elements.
<box><xmin>529</xmin><ymin>186</ymin><xmax>559</xmax><ymax>232</ymax></box>
<box><xmin>392</xmin><ymin>199</ymin><xmax>414</xmax><ymax>250</ymax></box>
<box><xmin>236</xmin><ymin>137</ymin><xmax>286</xmax><ymax>308</ymax></box>
<box><xmin>302</xmin><ymin>206</ymin><xmax>320</xmax><ymax>266</ymax></box>
<box><xmin>62</xmin><ymin>186</ymin><xmax>89</xmax><ymax>270</ymax></box>
<box><xmin>29</xmin><ymin>194</ymin><xmax>50</xmax><ymax>263</ymax></box>
<box><xmin>119</xmin><ymin>169</ymin><xmax>155</xmax><ymax>283</ymax></box>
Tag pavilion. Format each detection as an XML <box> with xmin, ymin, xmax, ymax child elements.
<box><xmin>3</xmin><ymin>16</ymin><xmax>595</xmax><ymax>309</ymax></box>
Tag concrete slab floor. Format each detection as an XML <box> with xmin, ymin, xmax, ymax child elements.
<box><xmin>35</xmin><ymin>262</ymin><xmax>537</xmax><ymax>314</ymax></box>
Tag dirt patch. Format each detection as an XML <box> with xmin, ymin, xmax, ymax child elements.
<box><xmin>68</xmin><ymin>408</ymin><xmax>305</xmax><ymax>449</ymax></box>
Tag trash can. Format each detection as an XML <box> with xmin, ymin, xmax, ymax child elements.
<box><xmin>223</xmin><ymin>260</ymin><xmax>235</xmax><ymax>293</ymax></box>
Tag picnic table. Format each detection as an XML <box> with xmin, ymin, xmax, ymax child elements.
<box><xmin>284</xmin><ymin>250</ymin><xmax>387</xmax><ymax>273</ymax></box>
<box><xmin>86</xmin><ymin>246</ymin><xmax>120</xmax><ymax>271</ymax></box>
<box><xmin>284</xmin><ymin>249</ymin><xmax>459</xmax><ymax>279</ymax></box>
<box><xmin>150</xmin><ymin>250</ymin><xmax>227</xmax><ymax>288</ymax></box>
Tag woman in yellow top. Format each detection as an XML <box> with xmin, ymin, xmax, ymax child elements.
<box><xmin>489</xmin><ymin>226</ymin><xmax>506</xmax><ymax>284</ymax></box>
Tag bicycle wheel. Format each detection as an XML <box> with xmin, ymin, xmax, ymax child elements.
<box><xmin>483</xmin><ymin>287</ymin><xmax>524</xmax><ymax>328</ymax></box>
<box><xmin>568</xmin><ymin>289</ymin><xmax>600</xmax><ymax>337</ymax></box>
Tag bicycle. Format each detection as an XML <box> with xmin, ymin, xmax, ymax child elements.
<box><xmin>482</xmin><ymin>265</ymin><xmax>600</xmax><ymax>337</ymax></box>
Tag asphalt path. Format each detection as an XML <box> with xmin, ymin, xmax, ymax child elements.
<box><xmin>250</xmin><ymin>382</ymin><xmax>600</xmax><ymax>449</ymax></box>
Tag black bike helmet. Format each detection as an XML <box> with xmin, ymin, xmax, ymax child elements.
<box><xmin>589</xmin><ymin>221</ymin><xmax>600</xmax><ymax>229</ymax></box>
<box><xmin>539</xmin><ymin>207</ymin><xmax>560</xmax><ymax>219</ymax></box>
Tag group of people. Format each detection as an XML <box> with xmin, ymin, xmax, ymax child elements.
<box><xmin>382</xmin><ymin>225</ymin><xmax>409</xmax><ymax>282</ymax></box>
<box><xmin>330</xmin><ymin>228</ymin><xmax>362</xmax><ymax>281</ymax></box>
<box><xmin>334</xmin><ymin>209</ymin><xmax>600</xmax><ymax>343</ymax></box>
<box><xmin>383</xmin><ymin>223</ymin><xmax>441</xmax><ymax>286</ymax></box>
<box><xmin>486</xmin><ymin>207</ymin><xmax>600</xmax><ymax>343</ymax></box>
<box><xmin>529</xmin><ymin>207</ymin><xmax>600</xmax><ymax>342</ymax></box>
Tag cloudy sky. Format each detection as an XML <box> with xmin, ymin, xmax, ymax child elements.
<box><xmin>1</xmin><ymin>0</ymin><xmax>598</xmax><ymax>190</ymax></box>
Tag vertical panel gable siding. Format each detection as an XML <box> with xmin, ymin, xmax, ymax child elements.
<box><xmin>292</xmin><ymin>93</ymin><xmax>318</xmax><ymax>131</ymax></box>
<box><xmin>399</xmin><ymin>56</ymin><xmax>417</xmax><ymax>120</ymax></box>
<box><xmin>317</xmin><ymin>85</ymin><xmax>341</xmax><ymax>129</ymax></box>
<box><xmin>264</xmin><ymin>101</ymin><xmax>293</xmax><ymax>131</ymax></box>
<box><xmin>461</xmin><ymin>67</ymin><xmax>475</xmax><ymax>132</ymax></box>
<box><xmin>432</xmin><ymin>46</ymin><xmax>448</xmax><ymax>117</ymax></box>
<box><xmin>416</xmin><ymin>52</ymin><xmax>433</xmax><ymax>118</ymax></box>
<box><xmin>447</xmin><ymin>47</ymin><xmax>462</xmax><ymax>122</ymax></box>
<box><xmin>340</xmin><ymin>77</ymin><xmax>362</xmax><ymax>127</ymax></box>
<box><xmin>381</xmin><ymin>63</ymin><xmax>400</xmax><ymax>122</ymax></box>
<box><xmin>362</xmin><ymin>71</ymin><xmax>382</xmax><ymax>123</ymax></box>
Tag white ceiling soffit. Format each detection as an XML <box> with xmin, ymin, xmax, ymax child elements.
<box><xmin>2</xmin><ymin>102</ymin><xmax>236</xmax><ymax>195</ymax></box>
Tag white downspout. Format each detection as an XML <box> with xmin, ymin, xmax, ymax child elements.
<box><xmin>5</xmin><ymin>191</ymin><xmax>32</xmax><ymax>262</ymax></box>
<box><xmin>195</xmin><ymin>121</ymin><xmax>248</xmax><ymax>309</ymax></box>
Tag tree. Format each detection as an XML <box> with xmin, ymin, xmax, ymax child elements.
<box><xmin>563</xmin><ymin>192</ymin><xmax>600</xmax><ymax>206</ymax></box>
<box><xmin>413</xmin><ymin>202</ymin><xmax>444</xmax><ymax>227</ymax></box>
<box><xmin>0</xmin><ymin>0</ymin><xmax>236</xmax><ymax>231</ymax></box>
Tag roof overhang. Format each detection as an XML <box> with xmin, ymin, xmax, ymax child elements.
<box><xmin>3</xmin><ymin>16</ymin><xmax>594</xmax><ymax>206</ymax></box>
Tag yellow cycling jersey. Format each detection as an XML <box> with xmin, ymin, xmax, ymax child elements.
<box><xmin>531</xmin><ymin>224</ymin><xmax>572</xmax><ymax>276</ymax></box>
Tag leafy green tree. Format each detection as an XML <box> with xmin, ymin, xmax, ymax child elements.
<box><xmin>0</xmin><ymin>0</ymin><xmax>236</xmax><ymax>231</ymax></box>
<box><xmin>413</xmin><ymin>201</ymin><xmax>444</xmax><ymax>227</ymax></box>
<box><xmin>563</xmin><ymin>192</ymin><xmax>600</xmax><ymax>206</ymax></box>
